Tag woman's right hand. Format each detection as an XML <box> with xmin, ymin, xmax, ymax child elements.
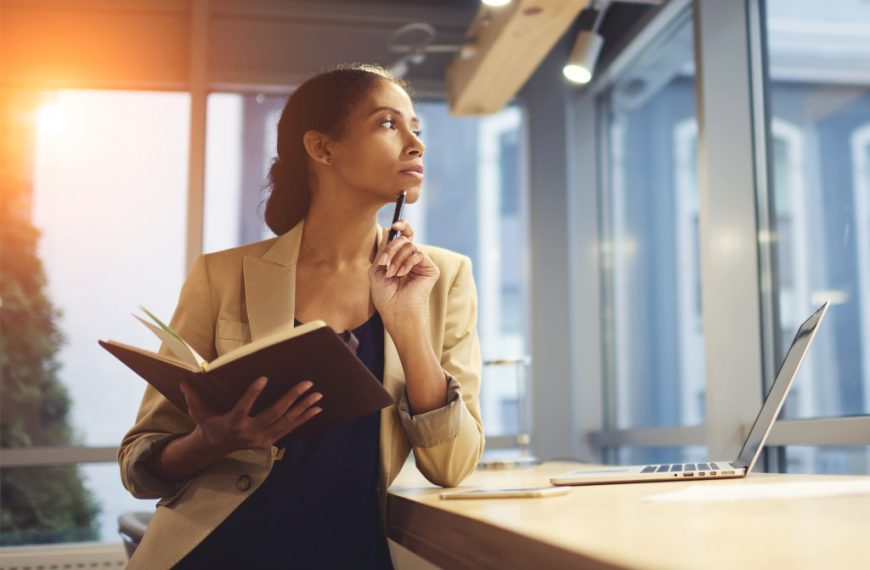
<box><xmin>179</xmin><ymin>377</ymin><xmax>323</xmax><ymax>455</ymax></box>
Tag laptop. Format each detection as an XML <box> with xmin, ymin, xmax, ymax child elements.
<box><xmin>551</xmin><ymin>301</ymin><xmax>830</xmax><ymax>486</ymax></box>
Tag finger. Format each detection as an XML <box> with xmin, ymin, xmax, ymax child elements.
<box><xmin>378</xmin><ymin>234</ymin><xmax>408</xmax><ymax>267</ymax></box>
<box><xmin>267</xmin><ymin>404</ymin><xmax>323</xmax><ymax>442</ymax></box>
<box><xmin>379</xmin><ymin>236</ymin><xmax>412</xmax><ymax>270</ymax></box>
<box><xmin>265</xmin><ymin>391</ymin><xmax>322</xmax><ymax>429</ymax></box>
<box><xmin>180</xmin><ymin>382</ymin><xmax>215</xmax><ymax>420</ymax></box>
<box><xmin>390</xmin><ymin>220</ymin><xmax>414</xmax><ymax>241</ymax></box>
<box><xmin>399</xmin><ymin>249</ymin><xmax>439</xmax><ymax>278</ymax></box>
<box><xmin>255</xmin><ymin>380</ymin><xmax>315</xmax><ymax>426</ymax></box>
<box><xmin>396</xmin><ymin>252</ymin><xmax>425</xmax><ymax>277</ymax></box>
<box><xmin>231</xmin><ymin>376</ymin><xmax>268</xmax><ymax>418</ymax></box>
<box><xmin>377</xmin><ymin>223</ymin><xmax>415</xmax><ymax>267</ymax></box>
<box><xmin>386</xmin><ymin>242</ymin><xmax>418</xmax><ymax>277</ymax></box>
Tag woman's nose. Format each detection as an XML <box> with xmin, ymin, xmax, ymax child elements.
<box><xmin>407</xmin><ymin>138</ymin><xmax>424</xmax><ymax>157</ymax></box>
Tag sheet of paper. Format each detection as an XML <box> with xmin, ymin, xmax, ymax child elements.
<box><xmin>136</xmin><ymin>305</ymin><xmax>207</xmax><ymax>369</ymax></box>
<box><xmin>134</xmin><ymin>315</ymin><xmax>202</xmax><ymax>370</ymax></box>
<box><xmin>644</xmin><ymin>480</ymin><xmax>870</xmax><ymax>503</ymax></box>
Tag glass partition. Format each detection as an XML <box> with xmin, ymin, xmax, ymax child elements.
<box><xmin>599</xmin><ymin>12</ymin><xmax>705</xmax><ymax>453</ymax></box>
<box><xmin>760</xmin><ymin>0</ymin><xmax>870</xmax><ymax>474</ymax></box>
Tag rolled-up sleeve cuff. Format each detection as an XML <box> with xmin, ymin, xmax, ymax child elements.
<box><xmin>397</xmin><ymin>374</ymin><xmax>465</xmax><ymax>448</ymax></box>
<box><xmin>124</xmin><ymin>433</ymin><xmax>187</xmax><ymax>498</ymax></box>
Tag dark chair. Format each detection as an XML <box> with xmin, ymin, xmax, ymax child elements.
<box><xmin>118</xmin><ymin>511</ymin><xmax>154</xmax><ymax>558</ymax></box>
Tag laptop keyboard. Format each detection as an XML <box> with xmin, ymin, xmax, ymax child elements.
<box><xmin>642</xmin><ymin>462</ymin><xmax>721</xmax><ymax>474</ymax></box>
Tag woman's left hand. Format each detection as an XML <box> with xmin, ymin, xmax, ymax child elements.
<box><xmin>369</xmin><ymin>220</ymin><xmax>440</xmax><ymax>330</ymax></box>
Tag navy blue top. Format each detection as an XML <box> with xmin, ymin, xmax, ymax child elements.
<box><xmin>175</xmin><ymin>313</ymin><xmax>392</xmax><ymax>569</ymax></box>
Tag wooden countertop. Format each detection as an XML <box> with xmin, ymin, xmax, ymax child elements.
<box><xmin>387</xmin><ymin>461</ymin><xmax>870</xmax><ymax>569</ymax></box>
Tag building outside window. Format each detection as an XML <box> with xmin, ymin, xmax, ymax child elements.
<box><xmin>761</xmin><ymin>0</ymin><xmax>870</xmax><ymax>474</ymax></box>
<box><xmin>598</xmin><ymin>11</ymin><xmax>705</xmax><ymax>466</ymax></box>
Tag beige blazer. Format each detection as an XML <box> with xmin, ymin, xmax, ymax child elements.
<box><xmin>117</xmin><ymin>221</ymin><xmax>485</xmax><ymax>569</ymax></box>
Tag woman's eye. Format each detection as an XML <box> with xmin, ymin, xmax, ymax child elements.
<box><xmin>381</xmin><ymin>119</ymin><xmax>422</xmax><ymax>138</ymax></box>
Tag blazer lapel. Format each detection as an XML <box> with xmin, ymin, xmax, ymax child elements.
<box><xmin>242</xmin><ymin>221</ymin><xmax>304</xmax><ymax>341</ymax></box>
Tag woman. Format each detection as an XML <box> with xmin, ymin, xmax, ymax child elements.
<box><xmin>118</xmin><ymin>63</ymin><xmax>484</xmax><ymax>569</ymax></box>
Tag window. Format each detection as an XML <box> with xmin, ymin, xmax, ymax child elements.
<box><xmin>761</xmin><ymin>0</ymin><xmax>870</xmax><ymax>473</ymax></box>
<box><xmin>583</xmin><ymin>0</ymin><xmax>868</xmax><ymax>472</ymax></box>
<box><xmin>31</xmin><ymin>91</ymin><xmax>190</xmax><ymax>444</ymax></box>
<box><xmin>204</xmin><ymin>92</ymin><xmax>286</xmax><ymax>252</ymax></box>
<box><xmin>1</xmin><ymin>89</ymin><xmax>190</xmax><ymax>543</ymax></box>
<box><xmin>599</xmin><ymin>12</ymin><xmax>703</xmax><ymax>454</ymax></box>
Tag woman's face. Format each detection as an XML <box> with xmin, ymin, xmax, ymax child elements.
<box><xmin>327</xmin><ymin>79</ymin><xmax>425</xmax><ymax>205</ymax></box>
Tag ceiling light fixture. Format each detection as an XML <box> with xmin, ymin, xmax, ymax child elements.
<box><xmin>563</xmin><ymin>0</ymin><xmax>666</xmax><ymax>85</ymax></box>
<box><xmin>563</xmin><ymin>1</ymin><xmax>608</xmax><ymax>85</ymax></box>
<box><xmin>387</xmin><ymin>22</ymin><xmax>476</xmax><ymax>79</ymax></box>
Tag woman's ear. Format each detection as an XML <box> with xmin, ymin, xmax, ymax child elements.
<box><xmin>302</xmin><ymin>130</ymin><xmax>333</xmax><ymax>166</ymax></box>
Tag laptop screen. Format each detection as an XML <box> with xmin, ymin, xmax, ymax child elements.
<box><xmin>733</xmin><ymin>302</ymin><xmax>829</xmax><ymax>471</ymax></box>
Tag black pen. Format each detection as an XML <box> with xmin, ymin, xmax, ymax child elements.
<box><xmin>387</xmin><ymin>191</ymin><xmax>407</xmax><ymax>242</ymax></box>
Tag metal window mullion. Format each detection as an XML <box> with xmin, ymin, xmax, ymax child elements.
<box><xmin>596</xmin><ymin>94</ymin><xmax>618</xmax><ymax>465</ymax></box>
<box><xmin>0</xmin><ymin>447</ymin><xmax>118</xmax><ymax>468</ymax></box>
<box><xmin>745</xmin><ymin>0</ymin><xmax>787</xmax><ymax>472</ymax></box>
<box><xmin>589</xmin><ymin>416</ymin><xmax>870</xmax><ymax>450</ymax></box>
<box><xmin>568</xmin><ymin>89</ymin><xmax>605</xmax><ymax>463</ymax></box>
<box><xmin>186</xmin><ymin>0</ymin><xmax>209</xmax><ymax>273</ymax></box>
<box><xmin>694</xmin><ymin>0</ymin><xmax>765</xmax><ymax>460</ymax></box>
<box><xmin>756</xmin><ymin>417</ymin><xmax>870</xmax><ymax>447</ymax></box>
<box><xmin>484</xmin><ymin>435</ymin><xmax>529</xmax><ymax>450</ymax></box>
<box><xmin>589</xmin><ymin>426</ymin><xmax>706</xmax><ymax>449</ymax></box>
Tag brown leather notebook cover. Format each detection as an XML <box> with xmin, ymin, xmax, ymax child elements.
<box><xmin>99</xmin><ymin>324</ymin><xmax>394</xmax><ymax>442</ymax></box>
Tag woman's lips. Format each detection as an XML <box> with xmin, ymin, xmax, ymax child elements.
<box><xmin>400</xmin><ymin>171</ymin><xmax>424</xmax><ymax>180</ymax></box>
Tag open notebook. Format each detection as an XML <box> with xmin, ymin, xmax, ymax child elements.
<box><xmin>100</xmin><ymin>307</ymin><xmax>394</xmax><ymax>442</ymax></box>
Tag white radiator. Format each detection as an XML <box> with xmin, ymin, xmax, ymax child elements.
<box><xmin>0</xmin><ymin>542</ymin><xmax>127</xmax><ymax>569</ymax></box>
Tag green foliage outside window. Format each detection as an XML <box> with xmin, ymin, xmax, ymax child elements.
<box><xmin>0</xmin><ymin>94</ymin><xmax>100</xmax><ymax>545</ymax></box>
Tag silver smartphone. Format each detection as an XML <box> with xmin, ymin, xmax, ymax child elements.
<box><xmin>439</xmin><ymin>486</ymin><xmax>570</xmax><ymax>500</ymax></box>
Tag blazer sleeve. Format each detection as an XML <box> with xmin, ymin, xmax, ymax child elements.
<box><xmin>117</xmin><ymin>254</ymin><xmax>217</xmax><ymax>499</ymax></box>
<box><xmin>396</xmin><ymin>255</ymin><xmax>485</xmax><ymax>487</ymax></box>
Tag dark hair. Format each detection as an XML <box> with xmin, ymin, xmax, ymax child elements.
<box><xmin>263</xmin><ymin>63</ymin><xmax>414</xmax><ymax>235</ymax></box>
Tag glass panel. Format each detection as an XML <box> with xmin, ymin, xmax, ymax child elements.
<box><xmin>29</xmin><ymin>90</ymin><xmax>190</xmax><ymax>446</ymax></box>
<box><xmin>1</xmin><ymin>88</ymin><xmax>188</xmax><ymax>544</ymax></box>
<box><xmin>763</xmin><ymin>0</ymin><xmax>870</xmax><ymax>419</ymax></box>
<box><xmin>600</xmin><ymin>13</ymin><xmax>704</xmax><ymax>429</ymax></box>
<box><xmin>204</xmin><ymin>92</ymin><xmax>287</xmax><ymax>252</ymax></box>
<box><xmin>770</xmin><ymin>446</ymin><xmax>870</xmax><ymax>475</ymax></box>
<box><xmin>203</xmin><ymin>94</ymin><xmax>530</xmax><ymax>439</ymax></box>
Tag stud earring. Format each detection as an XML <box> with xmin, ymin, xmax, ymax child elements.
<box><xmin>325</xmin><ymin>156</ymin><xmax>332</xmax><ymax>164</ymax></box>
